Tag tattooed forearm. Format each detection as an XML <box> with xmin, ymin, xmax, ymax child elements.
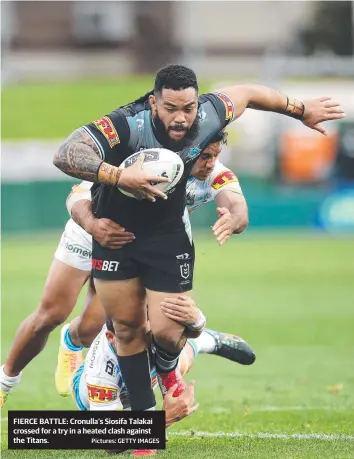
<box><xmin>53</xmin><ymin>128</ymin><xmax>103</xmax><ymax>181</ymax></box>
<box><xmin>97</xmin><ymin>162</ymin><xmax>122</xmax><ymax>187</ymax></box>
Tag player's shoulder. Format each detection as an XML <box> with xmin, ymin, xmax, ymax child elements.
<box><xmin>88</xmin><ymin>106</ymin><xmax>130</xmax><ymax>150</ymax></box>
<box><xmin>209</xmin><ymin>160</ymin><xmax>240</xmax><ymax>192</ymax></box>
<box><xmin>198</xmin><ymin>92</ymin><xmax>235</xmax><ymax>126</ymax></box>
<box><xmin>124</xmin><ymin>98</ymin><xmax>149</xmax><ymax>117</ymax></box>
<box><xmin>198</xmin><ymin>92</ymin><xmax>221</xmax><ymax>108</ymax></box>
<box><xmin>209</xmin><ymin>160</ymin><xmax>232</xmax><ymax>180</ymax></box>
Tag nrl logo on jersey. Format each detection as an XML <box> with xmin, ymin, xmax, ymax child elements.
<box><xmin>180</xmin><ymin>262</ymin><xmax>190</xmax><ymax>279</ymax></box>
<box><xmin>186</xmin><ymin>146</ymin><xmax>202</xmax><ymax>162</ymax></box>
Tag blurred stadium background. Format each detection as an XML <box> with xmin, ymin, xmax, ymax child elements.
<box><xmin>2</xmin><ymin>0</ymin><xmax>354</xmax><ymax>233</ymax></box>
<box><xmin>1</xmin><ymin>2</ymin><xmax>354</xmax><ymax>458</ymax></box>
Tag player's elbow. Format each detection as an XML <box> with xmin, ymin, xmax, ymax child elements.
<box><xmin>53</xmin><ymin>151</ymin><xmax>61</xmax><ymax>169</ymax></box>
<box><xmin>53</xmin><ymin>145</ymin><xmax>66</xmax><ymax>171</ymax></box>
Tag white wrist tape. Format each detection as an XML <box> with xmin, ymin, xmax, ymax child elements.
<box><xmin>187</xmin><ymin>308</ymin><xmax>206</xmax><ymax>332</ymax></box>
<box><xmin>66</xmin><ymin>189</ymin><xmax>91</xmax><ymax>216</ymax></box>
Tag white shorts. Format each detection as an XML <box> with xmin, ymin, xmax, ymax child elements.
<box><xmin>54</xmin><ymin>219</ymin><xmax>92</xmax><ymax>271</ymax></box>
<box><xmin>55</xmin><ymin>212</ymin><xmax>191</xmax><ymax>272</ymax></box>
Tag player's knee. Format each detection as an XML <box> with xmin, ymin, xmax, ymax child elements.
<box><xmin>114</xmin><ymin>323</ymin><xmax>141</xmax><ymax>345</ymax></box>
<box><xmin>153</xmin><ymin>329</ymin><xmax>185</xmax><ymax>354</ymax></box>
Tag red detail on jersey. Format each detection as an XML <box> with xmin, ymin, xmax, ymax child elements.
<box><xmin>87</xmin><ymin>384</ymin><xmax>118</xmax><ymax>402</ymax></box>
<box><xmin>211</xmin><ymin>170</ymin><xmax>238</xmax><ymax>190</ymax></box>
<box><xmin>151</xmin><ymin>374</ymin><xmax>158</xmax><ymax>388</ymax></box>
<box><xmin>215</xmin><ymin>93</ymin><xmax>234</xmax><ymax>121</ymax></box>
<box><xmin>92</xmin><ymin>259</ymin><xmax>103</xmax><ymax>270</ymax></box>
<box><xmin>93</xmin><ymin>116</ymin><xmax>120</xmax><ymax>147</ymax></box>
<box><xmin>92</xmin><ymin>259</ymin><xmax>120</xmax><ymax>272</ymax></box>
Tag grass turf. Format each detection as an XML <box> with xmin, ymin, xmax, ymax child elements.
<box><xmin>1</xmin><ymin>232</ymin><xmax>354</xmax><ymax>458</ymax></box>
<box><xmin>1</xmin><ymin>77</ymin><xmax>211</xmax><ymax>140</ymax></box>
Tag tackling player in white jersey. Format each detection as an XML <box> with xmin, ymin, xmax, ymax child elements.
<box><xmin>71</xmin><ymin>314</ymin><xmax>200</xmax><ymax>415</ymax></box>
<box><xmin>71</xmin><ymin>294</ymin><xmax>245</xmax><ymax>456</ymax></box>
<box><xmin>71</xmin><ymin>311</ymin><xmax>200</xmax><ymax>457</ymax></box>
<box><xmin>0</xmin><ymin>131</ymin><xmax>252</xmax><ymax>406</ymax></box>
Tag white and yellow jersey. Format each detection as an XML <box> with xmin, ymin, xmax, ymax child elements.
<box><xmin>182</xmin><ymin>160</ymin><xmax>243</xmax><ymax>242</ymax></box>
<box><xmin>71</xmin><ymin>325</ymin><xmax>158</xmax><ymax>411</ymax></box>
<box><xmin>185</xmin><ymin>160</ymin><xmax>242</xmax><ymax>214</ymax></box>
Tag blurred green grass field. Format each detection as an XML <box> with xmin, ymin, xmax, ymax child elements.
<box><xmin>1</xmin><ymin>233</ymin><xmax>354</xmax><ymax>458</ymax></box>
<box><xmin>1</xmin><ymin>77</ymin><xmax>211</xmax><ymax>139</ymax></box>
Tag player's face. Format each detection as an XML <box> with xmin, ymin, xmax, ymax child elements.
<box><xmin>191</xmin><ymin>141</ymin><xmax>222</xmax><ymax>180</ymax></box>
<box><xmin>150</xmin><ymin>88</ymin><xmax>199</xmax><ymax>142</ymax></box>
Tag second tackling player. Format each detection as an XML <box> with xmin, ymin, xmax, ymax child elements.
<box><xmin>71</xmin><ymin>295</ymin><xmax>247</xmax><ymax>456</ymax></box>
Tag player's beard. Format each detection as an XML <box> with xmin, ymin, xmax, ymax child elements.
<box><xmin>152</xmin><ymin>111</ymin><xmax>200</xmax><ymax>152</ymax></box>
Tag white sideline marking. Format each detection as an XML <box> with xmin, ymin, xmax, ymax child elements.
<box><xmin>2</xmin><ymin>418</ymin><xmax>352</xmax><ymax>441</ymax></box>
<box><xmin>171</xmin><ymin>431</ymin><xmax>354</xmax><ymax>441</ymax></box>
<box><xmin>209</xmin><ymin>406</ymin><xmax>347</xmax><ymax>414</ymax></box>
<box><xmin>250</xmin><ymin>406</ymin><xmax>347</xmax><ymax>412</ymax></box>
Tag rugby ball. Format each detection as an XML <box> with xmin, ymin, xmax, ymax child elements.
<box><xmin>118</xmin><ymin>148</ymin><xmax>184</xmax><ymax>199</ymax></box>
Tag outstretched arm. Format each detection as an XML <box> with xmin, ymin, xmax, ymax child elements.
<box><xmin>216</xmin><ymin>84</ymin><xmax>345</xmax><ymax>135</ymax></box>
<box><xmin>212</xmin><ymin>190</ymin><xmax>249</xmax><ymax>246</ymax></box>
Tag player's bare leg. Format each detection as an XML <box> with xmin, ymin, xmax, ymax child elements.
<box><xmin>68</xmin><ymin>279</ymin><xmax>105</xmax><ymax>348</ymax></box>
<box><xmin>55</xmin><ymin>277</ymin><xmax>105</xmax><ymax>396</ymax></box>
<box><xmin>146</xmin><ymin>289</ymin><xmax>190</xmax><ymax>398</ymax></box>
<box><xmin>94</xmin><ymin>278</ymin><xmax>156</xmax><ymax>411</ymax></box>
<box><xmin>0</xmin><ymin>260</ymin><xmax>89</xmax><ymax>405</ymax></box>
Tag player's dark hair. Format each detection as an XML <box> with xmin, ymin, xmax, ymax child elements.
<box><xmin>131</xmin><ymin>90</ymin><xmax>154</xmax><ymax>105</ymax></box>
<box><xmin>154</xmin><ymin>64</ymin><xmax>198</xmax><ymax>95</ymax></box>
<box><xmin>106</xmin><ymin>317</ymin><xmax>115</xmax><ymax>334</ymax></box>
<box><xmin>119</xmin><ymin>90</ymin><xmax>153</xmax><ymax>112</ymax></box>
<box><xmin>210</xmin><ymin>130</ymin><xmax>228</xmax><ymax>145</ymax></box>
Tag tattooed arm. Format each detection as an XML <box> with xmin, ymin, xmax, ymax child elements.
<box><xmin>53</xmin><ymin>127</ymin><xmax>122</xmax><ymax>186</ymax></box>
<box><xmin>53</xmin><ymin>126</ymin><xmax>170</xmax><ymax>200</ymax></box>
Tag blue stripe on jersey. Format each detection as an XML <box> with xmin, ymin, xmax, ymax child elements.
<box><xmin>72</xmin><ymin>363</ymin><xmax>87</xmax><ymax>411</ymax></box>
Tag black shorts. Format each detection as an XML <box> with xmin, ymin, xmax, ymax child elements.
<box><xmin>92</xmin><ymin>230</ymin><xmax>194</xmax><ymax>293</ymax></box>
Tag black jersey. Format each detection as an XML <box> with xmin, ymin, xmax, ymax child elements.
<box><xmin>83</xmin><ymin>92</ymin><xmax>235</xmax><ymax>235</ymax></box>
